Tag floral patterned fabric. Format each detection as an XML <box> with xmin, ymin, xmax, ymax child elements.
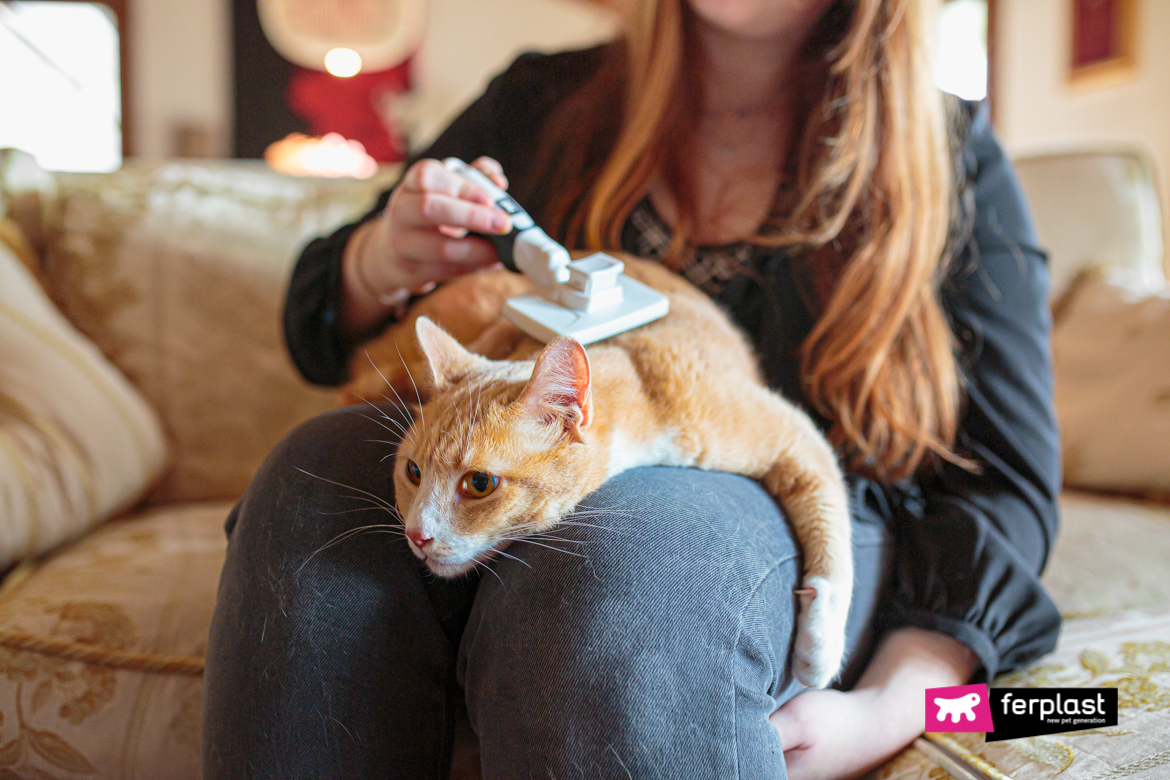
<box><xmin>0</xmin><ymin>503</ymin><xmax>230</xmax><ymax>779</ymax></box>
<box><xmin>877</xmin><ymin>608</ymin><xmax>1170</xmax><ymax>780</ymax></box>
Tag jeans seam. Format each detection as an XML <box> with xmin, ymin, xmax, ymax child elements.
<box><xmin>730</xmin><ymin>552</ymin><xmax>798</xmax><ymax>780</ymax></box>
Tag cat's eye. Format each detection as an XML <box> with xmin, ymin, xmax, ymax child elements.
<box><xmin>460</xmin><ymin>471</ymin><xmax>499</xmax><ymax>498</ymax></box>
<box><xmin>405</xmin><ymin>459</ymin><xmax>421</xmax><ymax>485</ymax></box>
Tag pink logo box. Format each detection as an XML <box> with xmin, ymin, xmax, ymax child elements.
<box><xmin>925</xmin><ymin>683</ymin><xmax>995</xmax><ymax>733</ymax></box>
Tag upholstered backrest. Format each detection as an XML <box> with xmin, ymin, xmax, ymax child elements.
<box><xmin>3</xmin><ymin>155</ymin><xmax>399</xmax><ymax>504</ymax></box>
<box><xmin>1013</xmin><ymin>149</ymin><xmax>1167</xmax><ymax>297</ymax></box>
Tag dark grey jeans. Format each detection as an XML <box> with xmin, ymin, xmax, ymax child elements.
<box><xmin>203</xmin><ymin>405</ymin><xmax>891</xmax><ymax>779</ymax></box>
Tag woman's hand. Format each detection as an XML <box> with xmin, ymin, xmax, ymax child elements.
<box><xmin>341</xmin><ymin>156</ymin><xmax>513</xmax><ymax>335</ymax></box>
<box><xmin>771</xmin><ymin>627</ymin><xmax>979</xmax><ymax>780</ymax></box>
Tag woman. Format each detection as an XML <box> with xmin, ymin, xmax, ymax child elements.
<box><xmin>203</xmin><ymin>0</ymin><xmax>1062</xmax><ymax>777</ymax></box>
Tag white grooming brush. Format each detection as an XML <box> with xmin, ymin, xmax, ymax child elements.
<box><xmin>443</xmin><ymin>158</ymin><xmax>670</xmax><ymax>345</ymax></box>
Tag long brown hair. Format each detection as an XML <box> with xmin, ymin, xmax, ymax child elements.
<box><xmin>532</xmin><ymin>0</ymin><xmax>964</xmax><ymax>482</ymax></box>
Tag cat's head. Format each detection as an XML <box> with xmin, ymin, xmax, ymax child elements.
<box><xmin>393</xmin><ymin>317</ymin><xmax>598</xmax><ymax>577</ymax></box>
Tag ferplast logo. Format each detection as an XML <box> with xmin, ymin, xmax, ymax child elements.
<box><xmin>925</xmin><ymin>684</ymin><xmax>995</xmax><ymax>733</ymax></box>
<box><xmin>925</xmin><ymin>685</ymin><xmax>1119</xmax><ymax>741</ymax></box>
<box><xmin>985</xmin><ymin>688</ymin><xmax>1118</xmax><ymax>742</ymax></box>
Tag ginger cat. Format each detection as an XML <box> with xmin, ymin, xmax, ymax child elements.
<box><xmin>351</xmin><ymin>254</ymin><xmax>853</xmax><ymax>688</ymax></box>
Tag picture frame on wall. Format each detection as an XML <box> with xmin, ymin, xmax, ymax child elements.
<box><xmin>1069</xmin><ymin>0</ymin><xmax>1137</xmax><ymax>85</ymax></box>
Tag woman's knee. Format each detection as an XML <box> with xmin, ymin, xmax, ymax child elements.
<box><xmin>216</xmin><ymin>402</ymin><xmax>420</xmax><ymax>637</ymax></box>
<box><xmin>227</xmin><ymin>403</ymin><xmax>406</xmax><ymax>541</ymax></box>
<box><xmin>458</xmin><ymin>467</ymin><xmax>801</xmax><ymax>768</ymax></box>
<box><xmin>465</xmin><ymin>465</ymin><xmax>802</xmax><ymax>625</ymax></box>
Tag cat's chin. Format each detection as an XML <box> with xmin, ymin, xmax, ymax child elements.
<box><xmin>425</xmin><ymin>558</ymin><xmax>478</xmax><ymax>578</ymax></box>
<box><xmin>424</xmin><ymin>543</ymin><xmax>511</xmax><ymax>579</ymax></box>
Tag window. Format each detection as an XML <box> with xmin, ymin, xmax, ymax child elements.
<box><xmin>935</xmin><ymin>0</ymin><xmax>989</xmax><ymax>102</ymax></box>
<box><xmin>0</xmin><ymin>1</ymin><xmax>122</xmax><ymax>171</ymax></box>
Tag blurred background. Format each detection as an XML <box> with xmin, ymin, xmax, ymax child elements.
<box><xmin>0</xmin><ymin>0</ymin><xmax>1164</xmax><ymax>266</ymax></box>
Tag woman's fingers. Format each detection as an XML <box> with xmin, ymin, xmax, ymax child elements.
<box><xmin>395</xmin><ymin>191</ymin><xmax>511</xmax><ymax>235</ymax></box>
<box><xmin>391</xmin><ymin>228</ymin><xmax>499</xmax><ymax>276</ymax></box>
<box><xmin>401</xmin><ymin>158</ymin><xmax>494</xmax><ymax>205</ymax></box>
<box><xmin>471</xmin><ymin>156</ymin><xmax>508</xmax><ymax>190</ymax></box>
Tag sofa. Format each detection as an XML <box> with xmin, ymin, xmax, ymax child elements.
<box><xmin>0</xmin><ymin>147</ymin><xmax>1167</xmax><ymax>780</ymax></box>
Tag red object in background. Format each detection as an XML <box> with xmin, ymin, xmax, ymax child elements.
<box><xmin>287</xmin><ymin>58</ymin><xmax>411</xmax><ymax>162</ymax></box>
<box><xmin>1072</xmin><ymin>0</ymin><xmax>1122</xmax><ymax>68</ymax></box>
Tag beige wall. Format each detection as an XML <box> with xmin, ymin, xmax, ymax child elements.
<box><xmin>995</xmin><ymin>0</ymin><xmax>1170</xmax><ymax>264</ymax></box>
<box><xmin>129</xmin><ymin>0</ymin><xmax>231</xmax><ymax>159</ymax></box>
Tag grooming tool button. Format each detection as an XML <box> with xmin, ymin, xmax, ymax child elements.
<box><xmin>567</xmin><ymin>254</ymin><xmax>625</xmax><ymax>294</ymax></box>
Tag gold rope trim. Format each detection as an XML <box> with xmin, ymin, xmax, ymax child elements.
<box><xmin>0</xmin><ymin>628</ymin><xmax>204</xmax><ymax>676</ymax></box>
<box><xmin>924</xmin><ymin>734</ymin><xmax>1016</xmax><ymax>780</ymax></box>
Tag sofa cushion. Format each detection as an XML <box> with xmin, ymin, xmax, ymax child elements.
<box><xmin>875</xmin><ymin>494</ymin><xmax>1170</xmax><ymax>779</ymax></box>
<box><xmin>0</xmin><ymin>148</ymin><xmax>58</xmax><ymax>262</ymax></box>
<box><xmin>0</xmin><ymin>502</ymin><xmax>230</xmax><ymax>780</ymax></box>
<box><xmin>1052</xmin><ymin>271</ymin><xmax>1170</xmax><ymax>498</ymax></box>
<box><xmin>1043</xmin><ymin>493</ymin><xmax>1170</xmax><ymax>618</ymax></box>
<box><xmin>0</xmin><ymin>237</ymin><xmax>168</xmax><ymax>568</ymax></box>
<box><xmin>36</xmin><ymin>162</ymin><xmax>398</xmax><ymax>504</ymax></box>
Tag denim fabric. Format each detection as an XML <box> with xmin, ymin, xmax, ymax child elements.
<box><xmin>203</xmin><ymin>406</ymin><xmax>891</xmax><ymax>779</ymax></box>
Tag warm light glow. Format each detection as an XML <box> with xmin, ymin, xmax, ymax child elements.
<box><xmin>264</xmin><ymin>132</ymin><xmax>378</xmax><ymax>179</ymax></box>
<box><xmin>323</xmin><ymin>47</ymin><xmax>362</xmax><ymax>77</ymax></box>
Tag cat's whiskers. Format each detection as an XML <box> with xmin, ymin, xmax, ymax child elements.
<box><xmin>516</xmin><ymin>528</ymin><xmax>590</xmax><ymax>543</ymax></box>
<box><xmin>394</xmin><ymin>340</ymin><xmax>426</xmax><ymax>437</ymax></box>
<box><xmin>294</xmin><ymin>467</ymin><xmax>400</xmax><ymax>515</ymax></box>
<box><xmin>483</xmin><ymin>546</ymin><xmax>532</xmax><ymax>569</ymax></box>
<box><xmin>359</xmin><ymin>413</ymin><xmax>407</xmax><ymax>440</ymax></box>
<box><xmin>357</xmin><ymin>397</ymin><xmax>410</xmax><ymax>437</ymax></box>
<box><xmin>364</xmin><ymin>349</ymin><xmax>415</xmax><ymax>424</ymax></box>
<box><xmin>438</xmin><ymin>430</ymin><xmax>462</xmax><ymax>465</ymax></box>
<box><xmin>464</xmin><ymin>379</ymin><xmax>483</xmax><ymax>456</ymax></box>
<box><xmin>297</xmin><ymin>522</ymin><xmax>406</xmax><ymax>577</ymax></box>
<box><xmin>324</xmin><ymin>494</ymin><xmax>403</xmax><ymax>519</ymax></box>
<box><xmin>551</xmin><ymin>518</ymin><xmax>634</xmax><ymax>535</ymax></box>
<box><xmin>505</xmin><ymin>537</ymin><xmax>589</xmax><ymax>560</ymax></box>
<box><xmin>469</xmin><ymin>557</ymin><xmax>504</xmax><ymax>584</ymax></box>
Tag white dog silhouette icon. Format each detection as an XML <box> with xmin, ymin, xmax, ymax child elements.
<box><xmin>934</xmin><ymin>692</ymin><xmax>981</xmax><ymax>723</ymax></box>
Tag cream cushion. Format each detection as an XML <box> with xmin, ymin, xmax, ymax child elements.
<box><xmin>0</xmin><ymin>240</ymin><xmax>167</xmax><ymax>566</ymax></box>
<box><xmin>1013</xmin><ymin>150</ymin><xmax>1166</xmax><ymax>298</ymax></box>
<box><xmin>39</xmin><ymin>162</ymin><xmax>396</xmax><ymax>504</ymax></box>
<box><xmin>1052</xmin><ymin>272</ymin><xmax>1170</xmax><ymax>497</ymax></box>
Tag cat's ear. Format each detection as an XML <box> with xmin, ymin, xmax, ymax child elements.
<box><xmin>415</xmin><ymin>316</ymin><xmax>484</xmax><ymax>390</ymax></box>
<box><xmin>519</xmin><ymin>337</ymin><xmax>592</xmax><ymax>441</ymax></box>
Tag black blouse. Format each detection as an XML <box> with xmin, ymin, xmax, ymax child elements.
<box><xmin>284</xmin><ymin>46</ymin><xmax>1062</xmax><ymax>682</ymax></box>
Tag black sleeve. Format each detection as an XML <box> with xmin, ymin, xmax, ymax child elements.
<box><xmin>283</xmin><ymin>47</ymin><xmax>606</xmax><ymax>386</ymax></box>
<box><xmin>882</xmin><ymin>103</ymin><xmax>1063</xmax><ymax>682</ymax></box>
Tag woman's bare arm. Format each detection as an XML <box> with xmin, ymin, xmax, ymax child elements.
<box><xmin>770</xmin><ymin>627</ymin><xmax>978</xmax><ymax>780</ymax></box>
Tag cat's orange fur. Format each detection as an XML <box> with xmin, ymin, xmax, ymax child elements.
<box><xmin>346</xmin><ymin>253</ymin><xmax>853</xmax><ymax>687</ymax></box>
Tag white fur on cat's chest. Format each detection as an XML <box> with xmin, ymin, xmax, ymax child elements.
<box><xmin>606</xmin><ymin>430</ymin><xmax>695</xmax><ymax>479</ymax></box>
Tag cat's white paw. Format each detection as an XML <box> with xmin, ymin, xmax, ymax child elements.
<box><xmin>792</xmin><ymin>575</ymin><xmax>851</xmax><ymax>689</ymax></box>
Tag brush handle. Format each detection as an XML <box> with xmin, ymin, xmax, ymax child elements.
<box><xmin>443</xmin><ymin>158</ymin><xmax>569</xmax><ymax>287</ymax></box>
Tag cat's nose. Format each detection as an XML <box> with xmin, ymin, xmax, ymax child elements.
<box><xmin>406</xmin><ymin>529</ymin><xmax>433</xmax><ymax>549</ymax></box>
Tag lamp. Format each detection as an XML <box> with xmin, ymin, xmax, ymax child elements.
<box><xmin>258</xmin><ymin>0</ymin><xmax>426</xmax><ymax>77</ymax></box>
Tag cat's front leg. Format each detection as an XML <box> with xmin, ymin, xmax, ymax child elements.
<box><xmin>756</xmin><ymin>411</ymin><xmax>854</xmax><ymax>689</ymax></box>
<box><xmin>792</xmin><ymin>570</ymin><xmax>852</xmax><ymax>689</ymax></box>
